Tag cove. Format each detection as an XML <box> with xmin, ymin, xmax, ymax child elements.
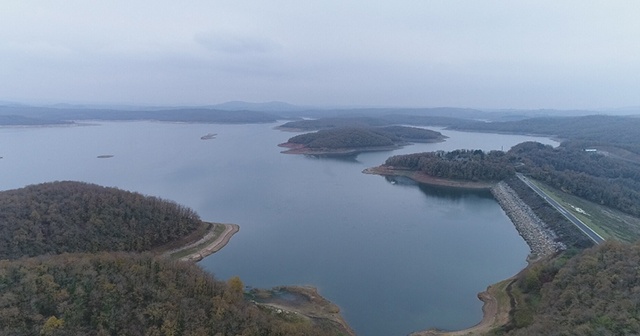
<box><xmin>0</xmin><ymin>122</ymin><xmax>557</xmax><ymax>335</ymax></box>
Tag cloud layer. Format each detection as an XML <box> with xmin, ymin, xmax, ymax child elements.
<box><xmin>1</xmin><ymin>1</ymin><xmax>639</xmax><ymax>109</ymax></box>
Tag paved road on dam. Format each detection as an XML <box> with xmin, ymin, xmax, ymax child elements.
<box><xmin>516</xmin><ymin>173</ymin><xmax>605</xmax><ymax>244</ymax></box>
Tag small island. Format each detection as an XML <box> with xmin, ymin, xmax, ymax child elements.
<box><xmin>200</xmin><ymin>132</ymin><xmax>217</xmax><ymax>140</ymax></box>
<box><xmin>279</xmin><ymin>126</ymin><xmax>446</xmax><ymax>155</ymax></box>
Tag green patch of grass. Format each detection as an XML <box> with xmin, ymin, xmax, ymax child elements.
<box><xmin>528</xmin><ymin>179</ymin><xmax>640</xmax><ymax>243</ymax></box>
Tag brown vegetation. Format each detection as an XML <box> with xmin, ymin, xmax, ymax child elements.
<box><xmin>0</xmin><ymin>253</ymin><xmax>334</xmax><ymax>335</ymax></box>
<box><xmin>0</xmin><ymin>181</ymin><xmax>202</xmax><ymax>260</ymax></box>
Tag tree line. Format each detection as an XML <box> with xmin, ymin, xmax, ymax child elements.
<box><xmin>511</xmin><ymin>141</ymin><xmax>640</xmax><ymax>217</ymax></box>
<box><xmin>384</xmin><ymin>149</ymin><xmax>515</xmax><ymax>181</ymax></box>
<box><xmin>383</xmin><ymin>141</ymin><xmax>640</xmax><ymax>217</ymax></box>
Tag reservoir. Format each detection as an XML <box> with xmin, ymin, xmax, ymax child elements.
<box><xmin>0</xmin><ymin>121</ymin><xmax>557</xmax><ymax>335</ymax></box>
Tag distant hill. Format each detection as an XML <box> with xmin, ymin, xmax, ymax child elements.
<box><xmin>451</xmin><ymin>115</ymin><xmax>640</xmax><ymax>147</ymax></box>
<box><xmin>0</xmin><ymin>105</ymin><xmax>280</xmax><ymax>125</ymax></box>
<box><xmin>0</xmin><ymin>181</ymin><xmax>203</xmax><ymax>260</ymax></box>
<box><xmin>209</xmin><ymin>100</ymin><xmax>306</xmax><ymax>112</ymax></box>
<box><xmin>0</xmin><ymin>115</ymin><xmax>71</xmax><ymax>126</ymax></box>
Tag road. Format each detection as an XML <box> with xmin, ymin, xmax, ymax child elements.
<box><xmin>516</xmin><ymin>173</ymin><xmax>605</xmax><ymax>244</ymax></box>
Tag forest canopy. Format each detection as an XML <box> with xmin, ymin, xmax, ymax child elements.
<box><xmin>0</xmin><ymin>181</ymin><xmax>203</xmax><ymax>260</ymax></box>
<box><xmin>283</xmin><ymin>126</ymin><xmax>444</xmax><ymax>151</ymax></box>
<box><xmin>504</xmin><ymin>242</ymin><xmax>640</xmax><ymax>335</ymax></box>
<box><xmin>0</xmin><ymin>253</ymin><xmax>332</xmax><ymax>336</ymax></box>
<box><xmin>0</xmin><ymin>181</ymin><xmax>343</xmax><ymax>335</ymax></box>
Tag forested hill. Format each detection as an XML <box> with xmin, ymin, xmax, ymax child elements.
<box><xmin>282</xmin><ymin>126</ymin><xmax>445</xmax><ymax>151</ymax></box>
<box><xmin>0</xmin><ymin>181</ymin><xmax>203</xmax><ymax>260</ymax></box>
<box><xmin>0</xmin><ymin>252</ymin><xmax>332</xmax><ymax>336</ymax></box>
<box><xmin>505</xmin><ymin>242</ymin><xmax>640</xmax><ymax>335</ymax></box>
<box><xmin>450</xmin><ymin>115</ymin><xmax>640</xmax><ymax>153</ymax></box>
<box><xmin>382</xmin><ymin>141</ymin><xmax>640</xmax><ymax>217</ymax></box>
<box><xmin>384</xmin><ymin>149</ymin><xmax>514</xmax><ymax>181</ymax></box>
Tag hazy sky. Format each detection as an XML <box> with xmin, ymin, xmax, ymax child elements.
<box><xmin>2</xmin><ymin>1</ymin><xmax>639</xmax><ymax>109</ymax></box>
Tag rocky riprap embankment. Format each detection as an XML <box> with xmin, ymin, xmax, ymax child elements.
<box><xmin>492</xmin><ymin>181</ymin><xmax>565</xmax><ymax>259</ymax></box>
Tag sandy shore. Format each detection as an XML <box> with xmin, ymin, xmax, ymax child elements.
<box><xmin>163</xmin><ymin>223</ymin><xmax>239</xmax><ymax>262</ymax></box>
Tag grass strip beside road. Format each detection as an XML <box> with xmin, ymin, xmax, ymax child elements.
<box><xmin>527</xmin><ymin>179</ymin><xmax>640</xmax><ymax>243</ymax></box>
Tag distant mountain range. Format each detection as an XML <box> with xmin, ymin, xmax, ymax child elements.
<box><xmin>0</xmin><ymin>100</ymin><xmax>638</xmax><ymax>126</ymax></box>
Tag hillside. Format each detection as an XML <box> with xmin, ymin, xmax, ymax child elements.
<box><xmin>0</xmin><ymin>181</ymin><xmax>348</xmax><ymax>335</ymax></box>
<box><xmin>0</xmin><ymin>252</ymin><xmax>334</xmax><ymax>336</ymax></box>
<box><xmin>379</xmin><ymin>141</ymin><xmax>640</xmax><ymax>218</ymax></box>
<box><xmin>0</xmin><ymin>105</ymin><xmax>279</xmax><ymax>125</ymax></box>
<box><xmin>502</xmin><ymin>242</ymin><xmax>640</xmax><ymax>335</ymax></box>
<box><xmin>451</xmin><ymin>115</ymin><xmax>640</xmax><ymax>154</ymax></box>
<box><xmin>0</xmin><ymin>181</ymin><xmax>202</xmax><ymax>260</ymax></box>
<box><xmin>280</xmin><ymin>126</ymin><xmax>445</xmax><ymax>155</ymax></box>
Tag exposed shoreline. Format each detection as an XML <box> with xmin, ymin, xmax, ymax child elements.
<box><xmin>364</xmin><ymin>166</ymin><xmax>562</xmax><ymax>335</ymax></box>
<box><xmin>363</xmin><ymin>166</ymin><xmax>496</xmax><ymax>189</ymax></box>
<box><xmin>411</xmin><ymin>279</ymin><xmax>515</xmax><ymax>336</ymax></box>
<box><xmin>278</xmin><ymin>142</ymin><xmax>401</xmax><ymax>155</ymax></box>
<box><xmin>163</xmin><ymin>223</ymin><xmax>239</xmax><ymax>262</ymax></box>
<box><xmin>249</xmin><ymin>286</ymin><xmax>356</xmax><ymax>336</ymax></box>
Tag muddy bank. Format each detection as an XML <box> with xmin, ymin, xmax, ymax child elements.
<box><xmin>248</xmin><ymin>286</ymin><xmax>355</xmax><ymax>336</ymax></box>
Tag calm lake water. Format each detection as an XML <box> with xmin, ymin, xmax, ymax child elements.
<box><xmin>0</xmin><ymin>121</ymin><xmax>557</xmax><ymax>336</ymax></box>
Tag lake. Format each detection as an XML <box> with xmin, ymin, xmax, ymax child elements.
<box><xmin>0</xmin><ymin>121</ymin><xmax>557</xmax><ymax>335</ymax></box>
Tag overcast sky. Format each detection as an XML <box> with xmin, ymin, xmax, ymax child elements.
<box><xmin>1</xmin><ymin>1</ymin><xmax>639</xmax><ymax>109</ymax></box>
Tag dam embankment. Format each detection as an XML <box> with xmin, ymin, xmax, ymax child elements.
<box><xmin>491</xmin><ymin>181</ymin><xmax>565</xmax><ymax>259</ymax></box>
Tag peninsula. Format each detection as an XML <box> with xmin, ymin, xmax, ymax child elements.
<box><xmin>0</xmin><ymin>181</ymin><xmax>349</xmax><ymax>336</ymax></box>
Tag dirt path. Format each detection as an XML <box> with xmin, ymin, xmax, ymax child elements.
<box><xmin>163</xmin><ymin>223</ymin><xmax>239</xmax><ymax>262</ymax></box>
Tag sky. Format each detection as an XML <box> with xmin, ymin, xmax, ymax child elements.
<box><xmin>1</xmin><ymin>1</ymin><xmax>639</xmax><ymax>109</ymax></box>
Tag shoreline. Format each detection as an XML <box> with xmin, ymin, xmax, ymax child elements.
<box><xmin>364</xmin><ymin>166</ymin><xmax>561</xmax><ymax>335</ymax></box>
<box><xmin>363</xmin><ymin>166</ymin><xmax>496</xmax><ymax>189</ymax></box>
<box><xmin>411</xmin><ymin>279</ymin><xmax>515</xmax><ymax>336</ymax></box>
<box><xmin>278</xmin><ymin>142</ymin><xmax>400</xmax><ymax>155</ymax></box>
<box><xmin>163</xmin><ymin>223</ymin><xmax>239</xmax><ymax>262</ymax></box>
<box><xmin>249</xmin><ymin>286</ymin><xmax>356</xmax><ymax>336</ymax></box>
